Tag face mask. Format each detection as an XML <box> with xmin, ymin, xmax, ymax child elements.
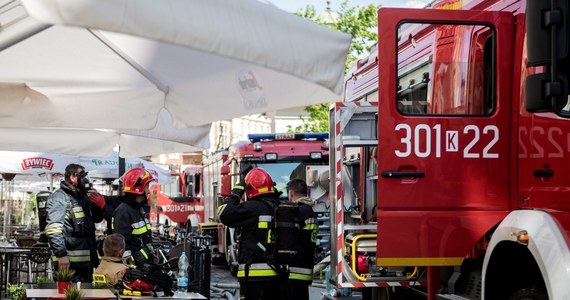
<box><xmin>136</xmin><ymin>195</ymin><xmax>145</xmax><ymax>203</ymax></box>
<box><xmin>76</xmin><ymin>171</ymin><xmax>92</xmax><ymax>193</ymax></box>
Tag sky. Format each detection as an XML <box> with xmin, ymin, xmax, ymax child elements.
<box><xmin>263</xmin><ymin>0</ymin><xmax>432</xmax><ymax>13</ymax></box>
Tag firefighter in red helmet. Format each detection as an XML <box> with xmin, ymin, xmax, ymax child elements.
<box><xmin>112</xmin><ymin>168</ymin><xmax>156</xmax><ymax>267</ymax></box>
<box><xmin>217</xmin><ymin>167</ymin><xmax>282</xmax><ymax>300</ymax></box>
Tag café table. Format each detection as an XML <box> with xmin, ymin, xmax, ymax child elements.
<box><xmin>115</xmin><ymin>290</ymin><xmax>206</xmax><ymax>300</ymax></box>
<box><xmin>26</xmin><ymin>288</ymin><xmax>117</xmax><ymax>300</ymax></box>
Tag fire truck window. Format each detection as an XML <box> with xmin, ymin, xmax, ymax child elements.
<box><xmin>162</xmin><ymin>174</ymin><xmax>182</xmax><ymax>198</ymax></box>
<box><xmin>397</xmin><ymin>22</ymin><xmax>495</xmax><ymax>116</ymax></box>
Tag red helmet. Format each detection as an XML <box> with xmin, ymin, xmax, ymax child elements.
<box><xmin>121</xmin><ymin>168</ymin><xmax>156</xmax><ymax>195</ymax></box>
<box><xmin>244</xmin><ymin>168</ymin><xmax>274</xmax><ymax>198</ymax></box>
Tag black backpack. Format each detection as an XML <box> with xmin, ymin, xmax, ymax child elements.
<box><xmin>262</xmin><ymin>199</ymin><xmax>302</xmax><ymax>267</ymax></box>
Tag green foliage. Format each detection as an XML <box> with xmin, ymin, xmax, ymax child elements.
<box><xmin>55</xmin><ymin>268</ymin><xmax>76</xmax><ymax>282</ymax></box>
<box><xmin>291</xmin><ymin>1</ymin><xmax>380</xmax><ymax>131</ymax></box>
<box><xmin>91</xmin><ymin>282</ymin><xmax>108</xmax><ymax>289</ymax></box>
<box><xmin>286</xmin><ymin>103</ymin><xmax>330</xmax><ymax>133</ymax></box>
<box><xmin>295</xmin><ymin>0</ymin><xmax>379</xmax><ymax>70</ymax></box>
<box><xmin>11</xmin><ymin>206</ymin><xmax>22</xmax><ymax>225</ymax></box>
<box><xmin>8</xmin><ymin>283</ymin><xmax>25</xmax><ymax>300</ymax></box>
<box><xmin>64</xmin><ymin>285</ymin><xmax>84</xmax><ymax>300</ymax></box>
<box><xmin>36</xmin><ymin>275</ymin><xmax>54</xmax><ymax>284</ymax></box>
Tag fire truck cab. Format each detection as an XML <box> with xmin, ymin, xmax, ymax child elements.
<box><xmin>330</xmin><ymin>0</ymin><xmax>570</xmax><ymax>299</ymax></box>
<box><xmin>202</xmin><ymin>133</ymin><xmax>331</xmax><ymax>276</ymax></box>
<box><xmin>148</xmin><ymin>166</ymin><xmax>204</xmax><ymax>229</ymax></box>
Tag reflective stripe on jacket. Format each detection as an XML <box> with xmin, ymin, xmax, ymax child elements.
<box><xmin>113</xmin><ymin>197</ymin><xmax>153</xmax><ymax>266</ymax></box>
<box><xmin>237</xmin><ymin>263</ymin><xmax>278</xmax><ymax>278</ymax></box>
<box><xmin>45</xmin><ymin>182</ymin><xmax>103</xmax><ymax>267</ymax></box>
<box><xmin>218</xmin><ymin>194</ymin><xmax>279</xmax><ymax>281</ymax></box>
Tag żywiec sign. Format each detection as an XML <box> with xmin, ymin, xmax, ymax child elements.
<box><xmin>21</xmin><ymin>157</ymin><xmax>54</xmax><ymax>170</ymax></box>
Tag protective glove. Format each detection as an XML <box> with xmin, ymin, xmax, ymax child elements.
<box><xmin>134</xmin><ymin>254</ymin><xmax>147</xmax><ymax>268</ymax></box>
<box><xmin>147</xmin><ymin>268</ymin><xmax>174</xmax><ymax>297</ymax></box>
<box><xmin>231</xmin><ymin>183</ymin><xmax>245</xmax><ymax>199</ymax></box>
<box><xmin>88</xmin><ymin>191</ymin><xmax>106</xmax><ymax>209</ymax></box>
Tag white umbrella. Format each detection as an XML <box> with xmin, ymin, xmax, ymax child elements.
<box><xmin>0</xmin><ymin>0</ymin><xmax>351</xmax><ymax>130</ymax></box>
<box><xmin>81</xmin><ymin>152</ymin><xmax>172</xmax><ymax>184</ymax></box>
<box><xmin>0</xmin><ymin>108</ymin><xmax>210</xmax><ymax>157</ymax></box>
<box><xmin>0</xmin><ymin>151</ymin><xmax>172</xmax><ymax>184</ymax></box>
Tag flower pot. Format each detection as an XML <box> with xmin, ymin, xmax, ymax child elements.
<box><xmin>37</xmin><ymin>282</ymin><xmax>57</xmax><ymax>289</ymax></box>
<box><xmin>57</xmin><ymin>281</ymin><xmax>72</xmax><ymax>294</ymax></box>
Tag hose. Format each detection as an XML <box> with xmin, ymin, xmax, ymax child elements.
<box><xmin>210</xmin><ymin>285</ymin><xmax>238</xmax><ymax>300</ymax></box>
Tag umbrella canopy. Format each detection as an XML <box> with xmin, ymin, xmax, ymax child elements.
<box><xmin>0</xmin><ymin>0</ymin><xmax>351</xmax><ymax>130</ymax></box>
<box><xmin>0</xmin><ymin>109</ymin><xmax>210</xmax><ymax>157</ymax></box>
<box><xmin>0</xmin><ymin>151</ymin><xmax>172</xmax><ymax>184</ymax></box>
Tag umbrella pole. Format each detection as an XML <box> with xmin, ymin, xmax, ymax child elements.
<box><xmin>118</xmin><ymin>147</ymin><xmax>125</xmax><ymax>196</ymax></box>
<box><xmin>49</xmin><ymin>173</ymin><xmax>54</xmax><ymax>192</ymax></box>
<box><xmin>1</xmin><ymin>177</ymin><xmax>5</xmax><ymax>239</ymax></box>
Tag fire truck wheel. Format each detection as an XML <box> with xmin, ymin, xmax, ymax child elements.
<box><xmin>229</xmin><ymin>263</ymin><xmax>238</xmax><ymax>277</ymax></box>
<box><xmin>225</xmin><ymin>232</ymin><xmax>238</xmax><ymax>277</ymax></box>
<box><xmin>226</xmin><ymin>243</ymin><xmax>238</xmax><ymax>277</ymax></box>
<box><xmin>507</xmin><ymin>287</ymin><xmax>547</xmax><ymax>300</ymax></box>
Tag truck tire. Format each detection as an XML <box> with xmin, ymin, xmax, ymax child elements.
<box><xmin>508</xmin><ymin>287</ymin><xmax>547</xmax><ymax>300</ymax></box>
<box><xmin>229</xmin><ymin>261</ymin><xmax>238</xmax><ymax>277</ymax></box>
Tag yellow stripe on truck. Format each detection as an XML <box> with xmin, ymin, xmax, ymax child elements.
<box><xmin>377</xmin><ymin>257</ymin><xmax>464</xmax><ymax>267</ymax></box>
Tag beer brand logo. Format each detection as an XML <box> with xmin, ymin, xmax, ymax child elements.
<box><xmin>237</xmin><ymin>70</ymin><xmax>267</xmax><ymax>110</ymax></box>
<box><xmin>21</xmin><ymin>157</ymin><xmax>54</xmax><ymax>170</ymax></box>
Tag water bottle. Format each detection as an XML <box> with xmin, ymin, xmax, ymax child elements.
<box><xmin>177</xmin><ymin>251</ymin><xmax>189</xmax><ymax>293</ymax></box>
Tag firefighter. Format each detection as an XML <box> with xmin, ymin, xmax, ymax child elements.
<box><xmin>45</xmin><ymin>163</ymin><xmax>105</xmax><ymax>282</ymax></box>
<box><xmin>94</xmin><ymin>233</ymin><xmax>129</xmax><ymax>285</ymax></box>
<box><xmin>111</xmin><ymin>168</ymin><xmax>156</xmax><ymax>267</ymax></box>
<box><xmin>285</xmin><ymin>179</ymin><xmax>318</xmax><ymax>300</ymax></box>
<box><xmin>217</xmin><ymin>167</ymin><xmax>282</xmax><ymax>300</ymax></box>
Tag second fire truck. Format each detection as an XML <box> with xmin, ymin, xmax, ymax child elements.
<box><xmin>201</xmin><ymin>133</ymin><xmax>331</xmax><ymax>276</ymax></box>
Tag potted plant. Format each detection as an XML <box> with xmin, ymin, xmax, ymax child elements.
<box><xmin>55</xmin><ymin>268</ymin><xmax>76</xmax><ymax>294</ymax></box>
<box><xmin>7</xmin><ymin>283</ymin><xmax>25</xmax><ymax>300</ymax></box>
<box><xmin>64</xmin><ymin>285</ymin><xmax>84</xmax><ymax>300</ymax></box>
<box><xmin>36</xmin><ymin>275</ymin><xmax>56</xmax><ymax>289</ymax></box>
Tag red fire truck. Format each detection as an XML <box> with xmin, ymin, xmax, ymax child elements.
<box><xmin>201</xmin><ymin>133</ymin><xmax>330</xmax><ymax>276</ymax></box>
<box><xmin>330</xmin><ymin>0</ymin><xmax>570</xmax><ymax>299</ymax></box>
<box><xmin>148</xmin><ymin>166</ymin><xmax>204</xmax><ymax>228</ymax></box>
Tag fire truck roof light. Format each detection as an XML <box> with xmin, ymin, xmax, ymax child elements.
<box><xmin>248</xmin><ymin>133</ymin><xmax>329</xmax><ymax>142</ymax></box>
<box><xmin>265</xmin><ymin>153</ymin><xmax>278</xmax><ymax>160</ymax></box>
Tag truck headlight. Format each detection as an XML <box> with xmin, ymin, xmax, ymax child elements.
<box><xmin>310</xmin><ymin>152</ymin><xmax>322</xmax><ymax>159</ymax></box>
<box><xmin>265</xmin><ymin>153</ymin><xmax>277</xmax><ymax>160</ymax></box>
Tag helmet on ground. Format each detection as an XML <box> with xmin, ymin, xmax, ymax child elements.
<box><xmin>244</xmin><ymin>168</ymin><xmax>274</xmax><ymax>198</ymax></box>
<box><xmin>122</xmin><ymin>268</ymin><xmax>153</xmax><ymax>292</ymax></box>
<box><xmin>121</xmin><ymin>168</ymin><xmax>156</xmax><ymax>195</ymax></box>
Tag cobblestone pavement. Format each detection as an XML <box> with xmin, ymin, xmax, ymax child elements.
<box><xmin>208</xmin><ymin>263</ymin><xmax>329</xmax><ymax>299</ymax></box>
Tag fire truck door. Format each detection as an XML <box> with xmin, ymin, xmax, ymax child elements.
<box><xmin>376</xmin><ymin>8</ymin><xmax>514</xmax><ymax>266</ymax></box>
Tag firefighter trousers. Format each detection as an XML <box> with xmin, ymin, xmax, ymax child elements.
<box><xmin>240</xmin><ymin>279</ymin><xmax>282</xmax><ymax>300</ymax></box>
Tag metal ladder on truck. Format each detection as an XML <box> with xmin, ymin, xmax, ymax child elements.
<box><xmin>327</xmin><ymin>101</ymin><xmax>427</xmax><ymax>299</ymax></box>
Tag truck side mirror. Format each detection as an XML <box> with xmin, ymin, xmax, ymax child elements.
<box><xmin>527</xmin><ymin>0</ymin><xmax>568</xmax><ymax>66</ymax></box>
<box><xmin>220</xmin><ymin>166</ymin><xmax>231</xmax><ymax>198</ymax></box>
<box><xmin>525</xmin><ymin>0</ymin><xmax>570</xmax><ymax>116</ymax></box>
